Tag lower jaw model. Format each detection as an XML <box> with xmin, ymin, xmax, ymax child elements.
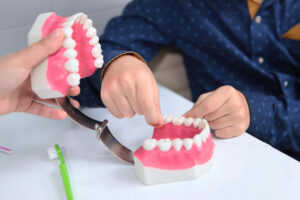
<box><xmin>28</xmin><ymin>12</ymin><xmax>103</xmax><ymax>99</ymax></box>
<box><xmin>134</xmin><ymin>115</ymin><xmax>215</xmax><ymax>185</ymax></box>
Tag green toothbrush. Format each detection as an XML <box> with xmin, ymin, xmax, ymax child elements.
<box><xmin>48</xmin><ymin>144</ymin><xmax>74</xmax><ymax>200</ymax></box>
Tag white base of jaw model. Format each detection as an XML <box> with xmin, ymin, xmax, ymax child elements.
<box><xmin>134</xmin><ymin>153</ymin><xmax>215</xmax><ymax>185</ymax></box>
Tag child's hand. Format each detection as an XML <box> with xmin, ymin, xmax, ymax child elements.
<box><xmin>101</xmin><ymin>55</ymin><xmax>163</xmax><ymax>127</ymax></box>
<box><xmin>184</xmin><ymin>85</ymin><xmax>250</xmax><ymax>138</ymax></box>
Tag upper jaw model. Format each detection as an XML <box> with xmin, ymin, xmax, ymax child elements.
<box><xmin>28</xmin><ymin>12</ymin><xmax>103</xmax><ymax>99</ymax></box>
<box><xmin>134</xmin><ymin>115</ymin><xmax>215</xmax><ymax>185</ymax></box>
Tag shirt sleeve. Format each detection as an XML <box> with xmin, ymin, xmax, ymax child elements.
<box><xmin>243</xmin><ymin>91</ymin><xmax>300</xmax><ymax>154</ymax></box>
<box><xmin>74</xmin><ymin>0</ymin><xmax>175</xmax><ymax>107</ymax></box>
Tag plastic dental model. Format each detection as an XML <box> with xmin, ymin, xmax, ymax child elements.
<box><xmin>28</xmin><ymin>12</ymin><xmax>103</xmax><ymax>99</ymax></box>
<box><xmin>134</xmin><ymin>115</ymin><xmax>215</xmax><ymax>185</ymax></box>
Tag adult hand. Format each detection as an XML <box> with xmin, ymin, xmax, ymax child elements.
<box><xmin>0</xmin><ymin>29</ymin><xmax>79</xmax><ymax>119</ymax></box>
<box><xmin>184</xmin><ymin>85</ymin><xmax>250</xmax><ymax>138</ymax></box>
<box><xmin>101</xmin><ymin>55</ymin><xmax>163</xmax><ymax>127</ymax></box>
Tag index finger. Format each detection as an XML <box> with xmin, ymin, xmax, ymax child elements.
<box><xmin>68</xmin><ymin>86</ymin><xmax>80</xmax><ymax>96</ymax></box>
<box><xmin>136</xmin><ymin>75</ymin><xmax>162</xmax><ymax>127</ymax></box>
<box><xmin>151</xmin><ymin>76</ymin><xmax>163</xmax><ymax>127</ymax></box>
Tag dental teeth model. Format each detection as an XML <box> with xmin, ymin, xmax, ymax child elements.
<box><xmin>134</xmin><ymin>115</ymin><xmax>215</xmax><ymax>185</ymax></box>
<box><xmin>28</xmin><ymin>12</ymin><xmax>104</xmax><ymax>99</ymax></box>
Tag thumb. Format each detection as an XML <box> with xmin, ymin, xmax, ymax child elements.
<box><xmin>183</xmin><ymin>106</ymin><xmax>200</xmax><ymax>118</ymax></box>
<box><xmin>17</xmin><ymin>29</ymin><xmax>64</xmax><ymax>70</ymax></box>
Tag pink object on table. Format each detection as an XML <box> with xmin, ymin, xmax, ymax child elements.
<box><xmin>28</xmin><ymin>12</ymin><xmax>104</xmax><ymax>99</ymax></box>
<box><xmin>134</xmin><ymin>115</ymin><xmax>215</xmax><ymax>185</ymax></box>
<box><xmin>0</xmin><ymin>146</ymin><xmax>13</xmax><ymax>155</ymax></box>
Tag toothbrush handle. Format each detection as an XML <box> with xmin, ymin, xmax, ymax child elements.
<box><xmin>59</xmin><ymin>164</ymin><xmax>73</xmax><ymax>200</ymax></box>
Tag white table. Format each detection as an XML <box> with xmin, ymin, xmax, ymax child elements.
<box><xmin>0</xmin><ymin>86</ymin><xmax>300</xmax><ymax>200</ymax></box>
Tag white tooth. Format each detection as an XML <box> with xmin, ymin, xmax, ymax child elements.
<box><xmin>89</xmin><ymin>35</ymin><xmax>99</xmax><ymax>46</ymax></box>
<box><xmin>94</xmin><ymin>56</ymin><xmax>104</xmax><ymax>68</ymax></box>
<box><xmin>203</xmin><ymin>119</ymin><xmax>209</xmax><ymax>126</ymax></box>
<box><xmin>201</xmin><ymin>132</ymin><xmax>207</xmax><ymax>143</ymax></box>
<box><xmin>183</xmin><ymin>138</ymin><xmax>194</xmax><ymax>150</ymax></box>
<box><xmin>183</xmin><ymin>118</ymin><xmax>194</xmax><ymax>127</ymax></box>
<box><xmin>92</xmin><ymin>44</ymin><xmax>102</xmax><ymax>58</ymax></box>
<box><xmin>206</xmin><ymin>132</ymin><xmax>211</xmax><ymax>139</ymax></box>
<box><xmin>193</xmin><ymin>134</ymin><xmax>202</xmax><ymax>147</ymax></box>
<box><xmin>157</xmin><ymin>139</ymin><xmax>172</xmax><ymax>152</ymax></box>
<box><xmin>75</xmin><ymin>16</ymin><xmax>81</xmax><ymax>23</ymax></box>
<box><xmin>63</xmin><ymin>38</ymin><xmax>76</xmax><ymax>49</ymax></box>
<box><xmin>80</xmin><ymin>14</ymin><xmax>87</xmax><ymax>24</ymax></box>
<box><xmin>193</xmin><ymin>118</ymin><xmax>201</xmax><ymax>128</ymax></box>
<box><xmin>93</xmin><ymin>43</ymin><xmax>101</xmax><ymax>50</ymax></box>
<box><xmin>63</xmin><ymin>49</ymin><xmax>77</xmax><ymax>59</ymax></box>
<box><xmin>92</xmin><ymin>50</ymin><xmax>102</xmax><ymax>58</ymax></box>
<box><xmin>83</xmin><ymin>19</ymin><xmax>93</xmax><ymax>29</ymax></box>
<box><xmin>163</xmin><ymin>114</ymin><xmax>173</xmax><ymax>123</ymax></box>
<box><xmin>65</xmin><ymin>59</ymin><xmax>79</xmax><ymax>73</ymax></box>
<box><xmin>72</xmin><ymin>13</ymin><xmax>84</xmax><ymax>18</ymax></box>
<box><xmin>172</xmin><ymin>138</ymin><xmax>183</xmax><ymax>151</ymax></box>
<box><xmin>172</xmin><ymin>117</ymin><xmax>183</xmax><ymax>126</ymax></box>
<box><xmin>142</xmin><ymin>139</ymin><xmax>157</xmax><ymax>151</ymax></box>
<box><xmin>202</xmin><ymin>125</ymin><xmax>210</xmax><ymax>139</ymax></box>
<box><xmin>63</xmin><ymin>27</ymin><xmax>73</xmax><ymax>37</ymax></box>
<box><xmin>199</xmin><ymin>119</ymin><xmax>207</xmax><ymax>130</ymax></box>
<box><xmin>67</xmin><ymin>73</ymin><xmax>80</xmax><ymax>86</ymax></box>
<box><xmin>180</xmin><ymin>116</ymin><xmax>185</xmax><ymax>120</ymax></box>
<box><xmin>200</xmin><ymin>119</ymin><xmax>210</xmax><ymax>139</ymax></box>
<box><xmin>70</xmin><ymin>13</ymin><xmax>80</xmax><ymax>23</ymax></box>
<box><xmin>86</xmin><ymin>27</ymin><xmax>97</xmax><ymax>38</ymax></box>
<box><xmin>164</xmin><ymin>116</ymin><xmax>173</xmax><ymax>124</ymax></box>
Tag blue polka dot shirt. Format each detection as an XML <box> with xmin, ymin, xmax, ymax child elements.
<box><xmin>76</xmin><ymin>0</ymin><xmax>300</xmax><ymax>160</ymax></box>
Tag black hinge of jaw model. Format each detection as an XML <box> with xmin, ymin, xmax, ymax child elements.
<box><xmin>56</xmin><ymin>96</ymin><xmax>134</xmax><ymax>165</ymax></box>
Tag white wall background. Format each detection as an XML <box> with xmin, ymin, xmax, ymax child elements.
<box><xmin>0</xmin><ymin>0</ymin><xmax>131</xmax><ymax>56</ymax></box>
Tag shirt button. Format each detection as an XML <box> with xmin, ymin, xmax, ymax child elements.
<box><xmin>258</xmin><ymin>57</ymin><xmax>264</xmax><ymax>64</ymax></box>
<box><xmin>255</xmin><ymin>16</ymin><xmax>262</xmax><ymax>24</ymax></box>
<box><xmin>284</xmin><ymin>81</ymin><xmax>288</xmax><ymax>87</ymax></box>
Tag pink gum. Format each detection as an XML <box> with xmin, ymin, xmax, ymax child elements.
<box><xmin>154</xmin><ymin>123</ymin><xmax>202</xmax><ymax>140</ymax></box>
<box><xmin>134</xmin><ymin>135</ymin><xmax>214</xmax><ymax>170</ymax></box>
<box><xmin>42</xmin><ymin>13</ymin><xmax>97</xmax><ymax>95</ymax></box>
<box><xmin>134</xmin><ymin>123</ymin><xmax>215</xmax><ymax>170</ymax></box>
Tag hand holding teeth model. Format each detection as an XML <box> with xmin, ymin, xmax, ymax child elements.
<box><xmin>28</xmin><ymin>12</ymin><xmax>103</xmax><ymax>99</ymax></box>
<box><xmin>134</xmin><ymin>115</ymin><xmax>215</xmax><ymax>185</ymax></box>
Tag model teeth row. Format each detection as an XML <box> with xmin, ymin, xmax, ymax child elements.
<box><xmin>143</xmin><ymin>131</ymin><xmax>210</xmax><ymax>152</ymax></box>
<box><xmin>143</xmin><ymin>116</ymin><xmax>210</xmax><ymax>152</ymax></box>
<box><xmin>163</xmin><ymin>114</ymin><xmax>206</xmax><ymax>128</ymax></box>
<box><xmin>62</xmin><ymin>13</ymin><xmax>104</xmax><ymax>87</ymax></box>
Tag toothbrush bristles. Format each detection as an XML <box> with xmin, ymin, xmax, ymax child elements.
<box><xmin>47</xmin><ymin>147</ymin><xmax>58</xmax><ymax>160</ymax></box>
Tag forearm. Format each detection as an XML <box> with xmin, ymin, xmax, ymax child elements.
<box><xmin>243</xmin><ymin>91</ymin><xmax>300</xmax><ymax>152</ymax></box>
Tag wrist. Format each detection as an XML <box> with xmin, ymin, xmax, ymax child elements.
<box><xmin>101</xmin><ymin>52</ymin><xmax>146</xmax><ymax>80</ymax></box>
